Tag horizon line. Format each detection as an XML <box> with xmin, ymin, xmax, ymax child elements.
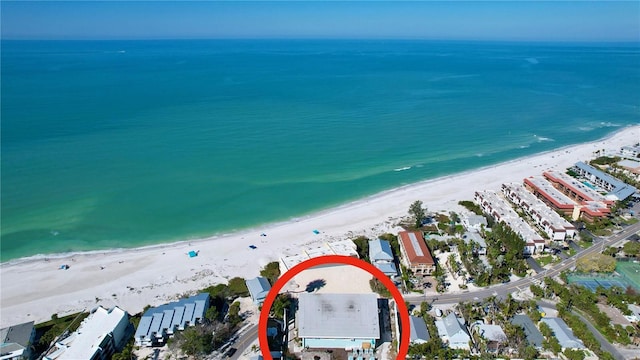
<box><xmin>2</xmin><ymin>37</ymin><xmax>640</xmax><ymax>44</ymax></box>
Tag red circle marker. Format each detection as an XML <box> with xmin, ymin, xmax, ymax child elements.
<box><xmin>258</xmin><ymin>254</ymin><xmax>410</xmax><ymax>359</ymax></box>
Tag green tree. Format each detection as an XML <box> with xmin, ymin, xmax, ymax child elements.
<box><xmin>576</xmin><ymin>253</ymin><xmax>616</xmax><ymax>273</ymax></box>
<box><xmin>530</xmin><ymin>284</ymin><xmax>545</xmax><ymax>298</ymax></box>
<box><xmin>369</xmin><ymin>278</ymin><xmax>391</xmax><ymax>298</ymax></box>
<box><xmin>522</xmin><ymin>345</ymin><xmax>538</xmax><ymax>360</ymax></box>
<box><xmin>409</xmin><ymin>200</ymin><xmax>426</xmax><ymax>228</ymax></box>
<box><xmin>205</xmin><ymin>306</ymin><xmax>219</xmax><ymax>323</ymax></box>
<box><xmin>270</xmin><ymin>294</ymin><xmax>292</xmax><ymax>320</ymax></box>
<box><xmin>227</xmin><ymin>277</ymin><xmax>249</xmax><ymax>297</ymax></box>
<box><xmin>259</xmin><ymin>262</ymin><xmax>281</xmax><ymax>284</ymax></box>
<box><xmin>623</xmin><ymin>241</ymin><xmax>640</xmax><ymax>257</ymax></box>
<box><xmin>539</xmin><ymin>322</ymin><xmax>553</xmax><ymax>338</ymax></box>
<box><xmin>178</xmin><ymin>326</ymin><xmax>213</xmax><ymax>356</ymax></box>
<box><xmin>353</xmin><ymin>236</ymin><xmax>370</xmax><ymax>262</ymax></box>
<box><xmin>458</xmin><ymin>200</ymin><xmax>483</xmax><ymax>215</ymax></box>
<box><xmin>228</xmin><ymin>301</ymin><xmax>242</xmax><ymax>326</ymax></box>
<box><xmin>564</xmin><ymin>349</ymin><xmax>586</xmax><ymax>360</ymax></box>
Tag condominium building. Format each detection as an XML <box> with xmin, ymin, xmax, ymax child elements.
<box><xmin>502</xmin><ymin>183</ymin><xmax>575</xmax><ymax>241</ymax></box>
<box><xmin>474</xmin><ymin>190</ymin><xmax>544</xmax><ymax>254</ymax></box>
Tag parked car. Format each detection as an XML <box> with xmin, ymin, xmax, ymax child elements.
<box><xmin>224</xmin><ymin>348</ymin><xmax>237</xmax><ymax>358</ymax></box>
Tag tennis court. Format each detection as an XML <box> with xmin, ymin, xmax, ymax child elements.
<box><xmin>567</xmin><ymin>261</ymin><xmax>640</xmax><ymax>292</ymax></box>
<box><xmin>616</xmin><ymin>261</ymin><xmax>640</xmax><ymax>291</ymax></box>
<box><xmin>567</xmin><ymin>275</ymin><xmax>630</xmax><ymax>292</ymax></box>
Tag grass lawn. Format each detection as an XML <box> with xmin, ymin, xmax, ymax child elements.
<box><xmin>566</xmin><ymin>248</ymin><xmax>577</xmax><ymax>256</ymax></box>
<box><xmin>536</xmin><ymin>255</ymin><xmax>552</xmax><ymax>267</ymax></box>
<box><xmin>577</xmin><ymin>241</ymin><xmax>593</xmax><ymax>249</ymax></box>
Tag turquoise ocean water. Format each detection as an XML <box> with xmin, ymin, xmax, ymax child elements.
<box><xmin>2</xmin><ymin>40</ymin><xmax>639</xmax><ymax>262</ymax></box>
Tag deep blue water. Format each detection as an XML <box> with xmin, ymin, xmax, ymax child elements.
<box><xmin>2</xmin><ymin>40</ymin><xmax>639</xmax><ymax>261</ymax></box>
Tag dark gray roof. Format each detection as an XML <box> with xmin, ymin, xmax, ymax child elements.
<box><xmin>409</xmin><ymin>316</ymin><xmax>430</xmax><ymax>342</ymax></box>
<box><xmin>0</xmin><ymin>321</ymin><xmax>34</xmax><ymax>347</ymax></box>
<box><xmin>511</xmin><ymin>315</ymin><xmax>543</xmax><ymax>348</ymax></box>
<box><xmin>0</xmin><ymin>321</ymin><xmax>34</xmax><ymax>356</ymax></box>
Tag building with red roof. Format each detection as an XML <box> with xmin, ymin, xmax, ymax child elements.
<box><xmin>398</xmin><ymin>231</ymin><xmax>435</xmax><ymax>276</ymax></box>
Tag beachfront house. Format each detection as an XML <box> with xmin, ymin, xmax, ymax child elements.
<box><xmin>540</xmin><ymin>317</ymin><xmax>585</xmax><ymax>350</ymax></box>
<box><xmin>368</xmin><ymin>238</ymin><xmax>398</xmax><ymax>276</ymax></box>
<box><xmin>398</xmin><ymin>231</ymin><xmax>435</xmax><ymax>276</ymax></box>
<box><xmin>0</xmin><ymin>321</ymin><xmax>35</xmax><ymax>360</ymax></box>
<box><xmin>44</xmin><ymin>306</ymin><xmax>131</xmax><ymax>360</ymax></box>
<box><xmin>409</xmin><ymin>316</ymin><xmax>430</xmax><ymax>344</ymax></box>
<box><xmin>435</xmin><ymin>313</ymin><xmax>470</xmax><ymax>350</ymax></box>
<box><xmin>462</xmin><ymin>214</ymin><xmax>487</xmax><ymax>232</ymax></box>
<box><xmin>134</xmin><ymin>293</ymin><xmax>210</xmax><ymax>347</ymax></box>
<box><xmin>246</xmin><ymin>276</ymin><xmax>271</xmax><ymax>305</ymax></box>
<box><xmin>621</xmin><ymin>145</ymin><xmax>640</xmax><ymax>159</ymax></box>
<box><xmin>297</xmin><ymin>293</ymin><xmax>379</xmax><ymax>350</ymax></box>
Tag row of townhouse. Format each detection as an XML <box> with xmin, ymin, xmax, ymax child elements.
<box><xmin>474</xmin><ymin>190</ymin><xmax>545</xmax><ymax>255</ymax></box>
<box><xmin>501</xmin><ymin>182</ymin><xmax>576</xmax><ymax>242</ymax></box>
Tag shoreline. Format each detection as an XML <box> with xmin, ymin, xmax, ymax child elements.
<box><xmin>1</xmin><ymin>124</ymin><xmax>639</xmax><ymax>327</ymax></box>
<box><xmin>2</xmin><ymin>125</ymin><xmax>635</xmax><ymax>267</ymax></box>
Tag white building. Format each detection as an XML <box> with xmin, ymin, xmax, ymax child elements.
<box><xmin>0</xmin><ymin>321</ymin><xmax>35</xmax><ymax>360</ymax></box>
<box><xmin>368</xmin><ymin>238</ymin><xmax>397</xmax><ymax>276</ymax></box>
<box><xmin>134</xmin><ymin>293</ymin><xmax>210</xmax><ymax>347</ymax></box>
<box><xmin>297</xmin><ymin>293</ymin><xmax>379</xmax><ymax>349</ymax></box>
<box><xmin>474</xmin><ymin>190</ymin><xmax>545</xmax><ymax>255</ymax></box>
<box><xmin>502</xmin><ymin>183</ymin><xmax>576</xmax><ymax>242</ymax></box>
<box><xmin>435</xmin><ymin>313</ymin><xmax>470</xmax><ymax>350</ymax></box>
<box><xmin>44</xmin><ymin>306</ymin><xmax>130</xmax><ymax>360</ymax></box>
<box><xmin>280</xmin><ymin>240</ymin><xmax>358</xmax><ymax>273</ymax></box>
<box><xmin>462</xmin><ymin>214</ymin><xmax>488</xmax><ymax>231</ymax></box>
<box><xmin>621</xmin><ymin>145</ymin><xmax>640</xmax><ymax>159</ymax></box>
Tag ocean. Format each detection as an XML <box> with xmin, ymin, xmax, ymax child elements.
<box><xmin>1</xmin><ymin>39</ymin><xmax>639</xmax><ymax>262</ymax></box>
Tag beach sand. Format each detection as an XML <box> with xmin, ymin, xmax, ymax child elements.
<box><xmin>1</xmin><ymin>126</ymin><xmax>638</xmax><ymax>327</ymax></box>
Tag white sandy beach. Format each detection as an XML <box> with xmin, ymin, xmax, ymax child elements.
<box><xmin>1</xmin><ymin>125</ymin><xmax>639</xmax><ymax>327</ymax></box>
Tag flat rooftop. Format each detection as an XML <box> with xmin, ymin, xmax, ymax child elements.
<box><xmin>475</xmin><ymin>190</ymin><xmax>543</xmax><ymax>243</ymax></box>
<box><xmin>503</xmin><ymin>183</ymin><xmax>574</xmax><ymax>231</ymax></box>
<box><xmin>298</xmin><ymin>293</ymin><xmax>380</xmax><ymax>339</ymax></box>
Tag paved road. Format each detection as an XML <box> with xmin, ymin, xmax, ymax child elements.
<box><xmin>229</xmin><ymin>324</ymin><xmax>258</xmax><ymax>360</ymax></box>
<box><xmin>537</xmin><ymin>300</ymin><xmax>624</xmax><ymax>360</ymax></box>
<box><xmin>406</xmin><ymin>221</ymin><xmax>640</xmax><ymax>306</ymax></box>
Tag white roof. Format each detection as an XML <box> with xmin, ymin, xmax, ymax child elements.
<box><xmin>280</xmin><ymin>240</ymin><xmax>358</xmax><ymax>271</ymax></box>
<box><xmin>474</xmin><ymin>324</ymin><xmax>507</xmax><ymax>342</ymax></box>
<box><xmin>298</xmin><ymin>293</ymin><xmax>379</xmax><ymax>339</ymax></box>
<box><xmin>46</xmin><ymin>307</ymin><xmax>128</xmax><ymax>360</ymax></box>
